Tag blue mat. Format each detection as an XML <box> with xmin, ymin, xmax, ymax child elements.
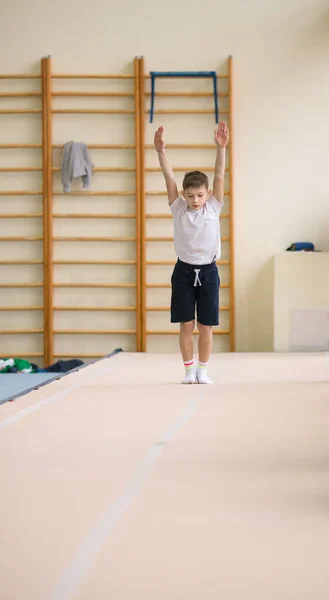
<box><xmin>0</xmin><ymin>348</ymin><xmax>123</xmax><ymax>406</ymax></box>
<box><xmin>0</xmin><ymin>373</ymin><xmax>60</xmax><ymax>405</ymax></box>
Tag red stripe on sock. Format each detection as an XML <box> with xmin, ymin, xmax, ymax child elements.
<box><xmin>184</xmin><ymin>360</ymin><xmax>194</xmax><ymax>366</ymax></box>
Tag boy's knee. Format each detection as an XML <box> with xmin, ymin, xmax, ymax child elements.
<box><xmin>197</xmin><ymin>322</ymin><xmax>212</xmax><ymax>335</ymax></box>
<box><xmin>180</xmin><ymin>320</ymin><xmax>195</xmax><ymax>335</ymax></box>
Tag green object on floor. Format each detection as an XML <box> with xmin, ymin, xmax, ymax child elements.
<box><xmin>0</xmin><ymin>358</ymin><xmax>37</xmax><ymax>373</ymax></box>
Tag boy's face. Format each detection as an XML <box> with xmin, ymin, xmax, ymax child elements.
<box><xmin>183</xmin><ymin>185</ymin><xmax>210</xmax><ymax>210</ymax></box>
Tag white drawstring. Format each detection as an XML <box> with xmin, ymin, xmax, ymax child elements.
<box><xmin>193</xmin><ymin>269</ymin><xmax>202</xmax><ymax>287</ymax></box>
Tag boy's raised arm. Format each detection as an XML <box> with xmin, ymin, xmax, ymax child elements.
<box><xmin>154</xmin><ymin>126</ymin><xmax>178</xmax><ymax>205</ymax></box>
<box><xmin>213</xmin><ymin>121</ymin><xmax>229</xmax><ymax>204</ymax></box>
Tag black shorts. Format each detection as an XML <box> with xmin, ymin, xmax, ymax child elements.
<box><xmin>171</xmin><ymin>259</ymin><xmax>220</xmax><ymax>326</ymax></box>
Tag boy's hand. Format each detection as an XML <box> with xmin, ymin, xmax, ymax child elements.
<box><xmin>214</xmin><ymin>121</ymin><xmax>229</xmax><ymax>148</ymax></box>
<box><xmin>154</xmin><ymin>126</ymin><xmax>165</xmax><ymax>153</ymax></box>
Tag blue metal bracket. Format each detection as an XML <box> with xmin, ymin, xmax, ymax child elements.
<box><xmin>149</xmin><ymin>71</ymin><xmax>218</xmax><ymax>123</ymax></box>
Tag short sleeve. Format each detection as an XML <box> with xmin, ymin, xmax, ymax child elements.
<box><xmin>170</xmin><ymin>195</ymin><xmax>186</xmax><ymax>215</ymax></box>
<box><xmin>206</xmin><ymin>195</ymin><xmax>224</xmax><ymax>215</ymax></box>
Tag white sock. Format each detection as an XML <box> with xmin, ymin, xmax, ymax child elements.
<box><xmin>196</xmin><ymin>360</ymin><xmax>213</xmax><ymax>384</ymax></box>
<box><xmin>182</xmin><ymin>359</ymin><xmax>196</xmax><ymax>384</ymax></box>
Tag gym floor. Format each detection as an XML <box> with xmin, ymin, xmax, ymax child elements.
<box><xmin>1</xmin><ymin>351</ymin><xmax>328</xmax><ymax>600</ymax></box>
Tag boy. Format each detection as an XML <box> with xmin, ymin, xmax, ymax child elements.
<box><xmin>154</xmin><ymin>121</ymin><xmax>229</xmax><ymax>384</ymax></box>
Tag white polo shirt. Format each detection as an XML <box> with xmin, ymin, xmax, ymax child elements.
<box><xmin>170</xmin><ymin>195</ymin><xmax>224</xmax><ymax>265</ymax></box>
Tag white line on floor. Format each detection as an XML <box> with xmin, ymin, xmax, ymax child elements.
<box><xmin>49</xmin><ymin>394</ymin><xmax>202</xmax><ymax>600</ymax></box>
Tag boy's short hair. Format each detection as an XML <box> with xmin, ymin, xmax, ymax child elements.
<box><xmin>182</xmin><ymin>170</ymin><xmax>209</xmax><ymax>190</ymax></box>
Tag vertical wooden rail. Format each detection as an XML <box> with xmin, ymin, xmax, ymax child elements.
<box><xmin>46</xmin><ymin>57</ymin><xmax>54</xmax><ymax>364</ymax></box>
<box><xmin>138</xmin><ymin>56</ymin><xmax>146</xmax><ymax>352</ymax></box>
<box><xmin>41</xmin><ymin>57</ymin><xmax>49</xmax><ymax>366</ymax></box>
<box><xmin>42</xmin><ymin>56</ymin><xmax>54</xmax><ymax>365</ymax></box>
<box><xmin>228</xmin><ymin>56</ymin><xmax>235</xmax><ymax>351</ymax></box>
<box><xmin>134</xmin><ymin>57</ymin><xmax>142</xmax><ymax>352</ymax></box>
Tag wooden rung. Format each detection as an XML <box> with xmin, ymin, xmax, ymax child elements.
<box><xmin>144</xmin><ymin>73</ymin><xmax>228</xmax><ymax>80</ymax></box>
<box><xmin>0</xmin><ymin>191</ymin><xmax>42</xmax><ymax>196</ymax></box>
<box><xmin>52</xmin><ymin>144</ymin><xmax>135</xmax><ymax>150</ymax></box>
<box><xmin>52</xmin><ymin>92</ymin><xmax>134</xmax><ymax>97</ymax></box>
<box><xmin>146</xmin><ymin>330</ymin><xmax>230</xmax><ymax>335</ymax></box>
<box><xmin>146</xmin><ymin>109</ymin><xmax>229</xmax><ymax>115</ymax></box>
<box><xmin>53</xmin><ymin>236</ymin><xmax>136</xmax><ymax>242</ymax></box>
<box><xmin>0</xmin><ymin>329</ymin><xmax>43</xmax><ymax>334</ymax></box>
<box><xmin>53</xmin><ymin>214</ymin><xmax>136</xmax><ymax>219</ymax></box>
<box><xmin>145</xmin><ymin>92</ymin><xmax>228</xmax><ymax>97</ymax></box>
<box><xmin>52</xmin><ymin>109</ymin><xmax>134</xmax><ymax>114</ymax></box>
<box><xmin>54</xmin><ymin>329</ymin><xmax>136</xmax><ymax>334</ymax></box>
<box><xmin>0</xmin><ymin>214</ymin><xmax>43</xmax><ymax>219</ymax></box>
<box><xmin>0</xmin><ymin>237</ymin><xmax>43</xmax><ymax>241</ymax></box>
<box><xmin>146</xmin><ymin>260</ymin><xmax>230</xmax><ymax>266</ymax></box>
<box><xmin>146</xmin><ymin>283</ymin><xmax>230</xmax><ymax>288</ymax></box>
<box><xmin>147</xmin><ymin>260</ymin><xmax>176</xmax><ymax>265</ymax></box>
<box><xmin>53</xmin><ymin>283</ymin><xmax>136</xmax><ymax>288</ymax></box>
<box><xmin>0</xmin><ymin>306</ymin><xmax>43</xmax><ymax>310</ymax></box>
<box><xmin>146</xmin><ymin>214</ymin><xmax>172</xmax><ymax>219</ymax></box>
<box><xmin>0</xmin><ymin>167</ymin><xmax>42</xmax><ymax>172</ymax></box>
<box><xmin>0</xmin><ymin>110</ymin><xmax>41</xmax><ymax>114</ymax></box>
<box><xmin>53</xmin><ymin>191</ymin><xmax>135</xmax><ymax>196</ymax></box>
<box><xmin>146</xmin><ymin>144</ymin><xmax>219</xmax><ymax>149</ymax></box>
<box><xmin>54</xmin><ymin>306</ymin><xmax>136</xmax><ymax>311</ymax></box>
<box><xmin>146</xmin><ymin>236</ymin><xmax>229</xmax><ymax>242</ymax></box>
<box><xmin>0</xmin><ymin>260</ymin><xmax>43</xmax><ymax>264</ymax></box>
<box><xmin>0</xmin><ymin>283</ymin><xmax>43</xmax><ymax>288</ymax></box>
<box><xmin>146</xmin><ymin>307</ymin><xmax>173</xmax><ymax>311</ymax></box>
<box><xmin>4</xmin><ymin>352</ymin><xmax>43</xmax><ymax>357</ymax></box>
<box><xmin>0</xmin><ymin>74</ymin><xmax>40</xmax><ymax>79</ymax></box>
<box><xmin>52</xmin><ymin>167</ymin><xmax>135</xmax><ymax>173</ymax></box>
<box><xmin>146</xmin><ymin>237</ymin><xmax>173</xmax><ymax>242</ymax></box>
<box><xmin>52</xmin><ymin>74</ymin><xmax>134</xmax><ymax>79</ymax></box>
<box><xmin>0</xmin><ymin>144</ymin><xmax>42</xmax><ymax>149</ymax></box>
<box><xmin>146</xmin><ymin>167</ymin><xmax>229</xmax><ymax>172</ymax></box>
<box><xmin>146</xmin><ymin>213</ymin><xmax>230</xmax><ymax>219</ymax></box>
<box><xmin>146</xmin><ymin>306</ymin><xmax>230</xmax><ymax>311</ymax></box>
<box><xmin>0</xmin><ymin>92</ymin><xmax>41</xmax><ymax>97</ymax></box>
<box><xmin>53</xmin><ymin>260</ymin><xmax>136</xmax><ymax>265</ymax></box>
<box><xmin>146</xmin><ymin>191</ymin><xmax>230</xmax><ymax>196</ymax></box>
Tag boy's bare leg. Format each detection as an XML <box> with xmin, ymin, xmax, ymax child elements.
<box><xmin>197</xmin><ymin>323</ymin><xmax>213</xmax><ymax>362</ymax></box>
<box><xmin>180</xmin><ymin>321</ymin><xmax>196</xmax><ymax>384</ymax></box>
<box><xmin>196</xmin><ymin>323</ymin><xmax>213</xmax><ymax>384</ymax></box>
<box><xmin>179</xmin><ymin>321</ymin><xmax>195</xmax><ymax>360</ymax></box>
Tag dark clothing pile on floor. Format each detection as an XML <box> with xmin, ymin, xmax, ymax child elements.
<box><xmin>0</xmin><ymin>358</ymin><xmax>84</xmax><ymax>374</ymax></box>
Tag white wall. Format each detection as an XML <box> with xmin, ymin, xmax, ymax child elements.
<box><xmin>1</xmin><ymin>0</ymin><xmax>329</xmax><ymax>352</ymax></box>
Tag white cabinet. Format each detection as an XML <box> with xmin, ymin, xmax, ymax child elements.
<box><xmin>274</xmin><ymin>252</ymin><xmax>329</xmax><ymax>351</ymax></box>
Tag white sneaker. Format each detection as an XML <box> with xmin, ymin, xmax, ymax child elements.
<box><xmin>182</xmin><ymin>369</ymin><xmax>197</xmax><ymax>384</ymax></box>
